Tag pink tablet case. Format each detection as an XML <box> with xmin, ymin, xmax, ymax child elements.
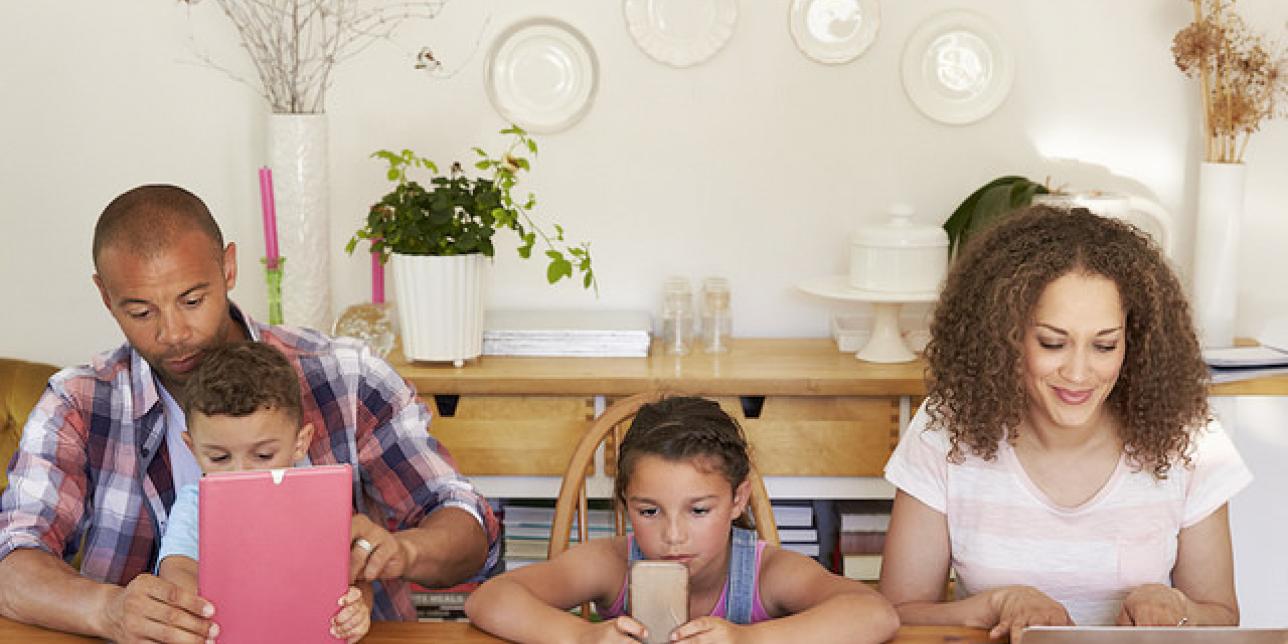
<box><xmin>199</xmin><ymin>464</ymin><xmax>352</xmax><ymax>643</ymax></box>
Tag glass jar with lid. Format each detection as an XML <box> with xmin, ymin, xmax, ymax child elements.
<box><xmin>661</xmin><ymin>277</ymin><xmax>695</xmax><ymax>356</ymax></box>
<box><xmin>700</xmin><ymin>277</ymin><xmax>731</xmax><ymax>353</ymax></box>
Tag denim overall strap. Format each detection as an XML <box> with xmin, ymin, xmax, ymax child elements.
<box><xmin>724</xmin><ymin>527</ymin><xmax>758</xmax><ymax>625</ymax></box>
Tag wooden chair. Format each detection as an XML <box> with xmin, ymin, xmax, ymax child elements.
<box><xmin>548</xmin><ymin>392</ymin><xmax>780</xmax><ymax>561</ymax></box>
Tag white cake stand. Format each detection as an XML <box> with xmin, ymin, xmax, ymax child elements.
<box><xmin>798</xmin><ymin>275</ymin><xmax>939</xmax><ymax>363</ymax></box>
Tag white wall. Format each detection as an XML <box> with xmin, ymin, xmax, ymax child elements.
<box><xmin>3</xmin><ymin>0</ymin><xmax>1287</xmax><ymax>367</ymax></box>
<box><xmin>0</xmin><ymin>0</ymin><xmax>1285</xmax><ymax>625</ymax></box>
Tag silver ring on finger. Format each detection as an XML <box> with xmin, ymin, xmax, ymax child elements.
<box><xmin>354</xmin><ymin>538</ymin><xmax>374</xmax><ymax>553</ymax></box>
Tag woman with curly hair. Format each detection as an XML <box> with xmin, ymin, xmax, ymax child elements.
<box><xmin>879</xmin><ymin>205</ymin><xmax>1251</xmax><ymax>641</ymax></box>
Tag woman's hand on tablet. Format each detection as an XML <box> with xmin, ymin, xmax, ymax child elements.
<box><xmin>1116</xmin><ymin>583</ymin><xmax>1188</xmax><ymax>627</ymax></box>
<box><xmin>349</xmin><ymin>514</ymin><xmax>410</xmax><ymax>583</ymax></box>
<box><xmin>985</xmin><ymin>585</ymin><xmax>1073</xmax><ymax>642</ymax></box>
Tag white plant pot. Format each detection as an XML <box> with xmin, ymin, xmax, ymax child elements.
<box><xmin>1191</xmin><ymin>161</ymin><xmax>1244</xmax><ymax>348</ymax></box>
<box><xmin>390</xmin><ymin>253</ymin><xmax>487</xmax><ymax>366</ymax></box>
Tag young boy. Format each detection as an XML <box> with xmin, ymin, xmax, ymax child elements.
<box><xmin>156</xmin><ymin>341</ymin><xmax>371</xmax><ymax>642</ymax></box>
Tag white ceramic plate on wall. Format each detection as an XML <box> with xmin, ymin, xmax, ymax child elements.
<box><xmin>789</xmin><ymin>0</ymin><xmax>880</xmax><ymax>64</ymax></box>
<box><xmin>485</xmin><ymin>18</ymin><xmax>598</xmax><ymax>133</ymax></box>
<box><xmin>623</xmin><ymin>0</ymin><xmax>738</xmax><ymax>68</ymax></box>
<box><xmin>900</xmin><ymin>10</ymin><xmax>1013</xmax><ymax>125</ymax></box>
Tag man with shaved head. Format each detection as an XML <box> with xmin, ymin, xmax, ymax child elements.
<box><xmin>0</xmin><ymin>185</ymin><xmax>499</xmax><ymax>641</ymax></box>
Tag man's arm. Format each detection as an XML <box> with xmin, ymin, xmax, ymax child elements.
<box><xmin>350</xmin><ymin>506</ymin><xmax>488</xmax><ymax>587</ymax></box>
<box><xmin>0</xmin><ymin>548</ymin><xmax>214</xmax><ymax>642</ymax></box>
<box><xmin>347</xmin><ymin>345</ymin><xmax>500</xmax><ymax>587</ymax></box>
<box><xmin>0</xmin><ymin>382</ymin><xmax>214</xmax><ymax>641</ymax></box>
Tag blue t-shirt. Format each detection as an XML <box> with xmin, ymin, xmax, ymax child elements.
<box><xmin>157</xmin><ymin>483</ymin><xmax>201</xmax><ymax>567</ymax></box>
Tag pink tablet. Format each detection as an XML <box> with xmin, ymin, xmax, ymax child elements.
<box><xmin>199</xmin><ymin>464</ymin><xmax>352</xmax><ymax>643</ymax></box>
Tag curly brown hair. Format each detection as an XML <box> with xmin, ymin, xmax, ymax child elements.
<box><xmin>182</xmin><ymin>342</ymin><xmax>302</xmax><ymax>430</ymax></box>
<box><xmin>924</xmin><ymin>205</ymin><xmax>1209</xmax><ymax>478</ymax></box>
<box><xmin>614</xmin><ymin>396</ymin><xmax>755</xmax><ymax>530</ymax></box>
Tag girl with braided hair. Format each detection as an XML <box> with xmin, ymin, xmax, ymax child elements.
<box><xmin>467</xmin><ymin>396</ymin><xmax>899</xmax><ymax>643</ymax></box>
<box><xmin>880</xmin><ymin>206</ymin><xmax>1251</xmax><ymax>641</ymax></box>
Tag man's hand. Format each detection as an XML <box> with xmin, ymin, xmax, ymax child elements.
<box><xmin>101</xmin><ymin>573</ymin><xmax>216</xmax><ymax>643</ymax></box>
<box><xmin>349</xmin><ymin>514</ymin><xmax>411</xmax><ymax>583</ymax></box>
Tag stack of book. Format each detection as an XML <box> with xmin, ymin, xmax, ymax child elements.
<box><xmin>482</xmin><ymin>310</ymin><xmax>652</xmax><ymax>357</ymax></box>
<box><xmin>501</xmin><ymin>500</ymin><xmax>621</xmax><ymax>571</ymax></box>
<box><xmin>835</xmin><ymin>499</ymin><xmax>892</xmax><ymax>584</ymax></box>
<box><xmin>772</xmin><ymin>501</ymin><xmax>822</xmax><ymax>561</ymax></box>
<box><xmin>1203</xmin><ymin>344</ymin><xmax>1288</xmax><ymax>383</ymax></box>
<box><xmin>410</xmin><ymin>581</ymin><xmax>476</xmax><ymax>621</ymax></box>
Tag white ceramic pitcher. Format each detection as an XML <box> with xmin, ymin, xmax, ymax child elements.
<box><xmin>1033</xmin><ymin>191</ymin><xmax>1173</xmax><ymax>258</ymax></box>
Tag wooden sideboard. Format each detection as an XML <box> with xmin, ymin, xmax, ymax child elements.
<box><xmin>391</xmin><ymin>338</ymin><xmax>1288</xmax><ymax>496</ymax></box>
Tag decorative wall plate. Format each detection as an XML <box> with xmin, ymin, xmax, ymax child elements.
<box><xmin>789</xmin><ymin>0</ymin><xmax>879</xmax><ymax>64</ymax></box>
<box><xmin>900</xmin><ymin>10</ymin><xmax>1013</xmax><ymax>125</ymax></box>
<box><xmin>485</xmin><ymin>18</ymin><xmax>598</xmax><ymax>133</ymax></box>
<box><xmin>623</xmin><ymin>0</ymin><xmax>737</xmax><ymax>68</ymax></box>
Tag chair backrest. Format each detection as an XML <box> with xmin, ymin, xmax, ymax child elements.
<box><xmin>0</xmin><ymin>358</ymin><xmax>58</xmax><ymax>494</ymax></box>
<box><xmin>548</xmin><ymin>392</ymin><xmax>780</xmax><ymax>561</ymax></box>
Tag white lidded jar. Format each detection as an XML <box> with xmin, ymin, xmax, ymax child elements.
<box><xmin>849</xmin><ymin>204</ymin><xmax>948</xmax><ymax>294</ymax></box>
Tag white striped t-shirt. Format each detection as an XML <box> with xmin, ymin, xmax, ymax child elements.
<box><xmin>885</xmin><ymin>405</ymin><xmax>1252</xmax><ymax>625</ymax></box>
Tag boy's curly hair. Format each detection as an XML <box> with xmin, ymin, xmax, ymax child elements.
<box><xmin>924</xmin><ymin>205</ymin><xmax>1209</xmax><ymax>478</ymax></box>
<box><xmin>182</xmin><ymin>341</ymin><xmax>302</xmax><ymax>427</ymax></box>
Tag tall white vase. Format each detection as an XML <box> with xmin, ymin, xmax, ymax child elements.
<box><xmin>1191</xmin><ymin>161</ymin><xmax>1245</xmax><ymax>348</ymax></box>
<box><xmin>268</xmin><ymin>113</ymin><xmax>331</xmax><ymax>331</ymax></box>
<box><xmin>391</xmin><ymin>253</ymin><xmax>487</xmax><ymax>367</ymax></box>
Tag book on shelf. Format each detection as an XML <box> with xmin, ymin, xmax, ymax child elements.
<box><xmin>1204</xmin><ymin>344</ymin><xmax>1288</xmax><ymax>383</ymax></box>
<box><xmin>777</xmin><ymin>528</ymin><xmax>819</xmax><ymax>543</ymax></box>
<box><xmin>781</xmin><ymin>542</ymin><xmax>821</xmax><ymax>557</ymax></box>
<box><xmin>838</xmin><ymin>530</ymin><xmax>886</xmax><ymax>555</ymax></box>
<box><xmin>770</xmin><ymin>502</ymin><xmax>815</xmax><ymax>528</ymax></box>
<box><xmin>504</xmin><ymin>538</ymin><xmax>554</xmax><ymax>559</ymax></box>
<box><xmin>841</xmin><ymin>553</ymin><xmax>883</xmax><ymax>582</ymax></box>
<box><xmin>410</xmin><ymin>581</ymin><xmax>477</xmax><ymax>622</ymax></box>
<box><xmin>836</xmin><ymin>499</ymin><xmax>892</xmax><ymax>532</ymax></box>
<box><xmin>482</xmin><ymin>309</ymin><xmax>652</xmax><ymax>357</ymax></box>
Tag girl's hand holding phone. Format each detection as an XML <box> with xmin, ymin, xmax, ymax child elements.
<box><xmin>578</xmin><ymin>615</ymin><xmax>648</xmax><ymax>643</ymax></box>
<box><xmin>670</xmin><ymin>616</ymin><xmax>751</xmax><ymax>643</ymax></box>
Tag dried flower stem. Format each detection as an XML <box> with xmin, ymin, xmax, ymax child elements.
<box><xmin>1173</xmin><ymin>0</ymin><xmax>1287</xmax><ymax>163</ymax></box>
<box><xmin>185</xmin><ymin>0</ymin><xmax>446</xmax><ymax>113</ymax></box>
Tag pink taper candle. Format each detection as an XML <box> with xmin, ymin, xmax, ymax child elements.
<box><xmin>258</xmin><ymin>167</ymin><xmax>280</xmax><ymax>269</ymax></box>
<box><xmin>371</xmin><ymin>250</ymin><xmax>385</xmax><ymax>304</ymax></box>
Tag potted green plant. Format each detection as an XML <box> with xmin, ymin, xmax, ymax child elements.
<box><xmin>347</xmin><ymin>125</ymin><xmax>595</xmax><ymax>365</ymax></box>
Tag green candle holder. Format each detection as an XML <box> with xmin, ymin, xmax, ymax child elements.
<box><xmin>263</xmin><ymin>257</ymin><xmax>285</xmax><ymax>325</ymax></box>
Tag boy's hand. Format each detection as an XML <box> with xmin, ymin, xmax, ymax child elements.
<box><xmin>576</xmin><ymin>615</ymin><xmax>648</xmax><ymax>643</ymax></box>
<box><xmin>350</xmin><ymin>514</ymin><xmax>410</xmax><ymax>583</ymax></box>
<box><xmin>330</xmin><ymin>586</ymin><xmax>371</xmax><ymax>643</ymax></box>
<box><xmin>671</xmin><ymin>616</ymin><xmax>749</xmax><ymax>643</ymax></box>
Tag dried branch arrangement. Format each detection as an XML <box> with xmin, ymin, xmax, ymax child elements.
<box><xmin>1172</xmin><ymin>0</ymin><xmax>1288</xmax><ymax>163</ymax></box>
<box><xmin>182</xmin><ymin>0</ymin><xmax>446</xmax><ymax>113</ymax></box>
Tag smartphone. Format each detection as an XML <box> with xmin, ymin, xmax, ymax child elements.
<box><xmin>629</xmin><ymin>560</ymin><xmax>689</xmax><ymax>644</ymax></box>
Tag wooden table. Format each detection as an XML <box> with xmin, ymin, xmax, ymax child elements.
<box><xmin>0</xmin><ymin>616</ymin><xmax>1001</xmax><ymax>643</ymax></box>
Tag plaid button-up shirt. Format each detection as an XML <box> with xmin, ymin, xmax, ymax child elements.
<box><xmin>0</xmin><ymin>306</ymin><xmax>500</xmax><ymax>620</ymax></box>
